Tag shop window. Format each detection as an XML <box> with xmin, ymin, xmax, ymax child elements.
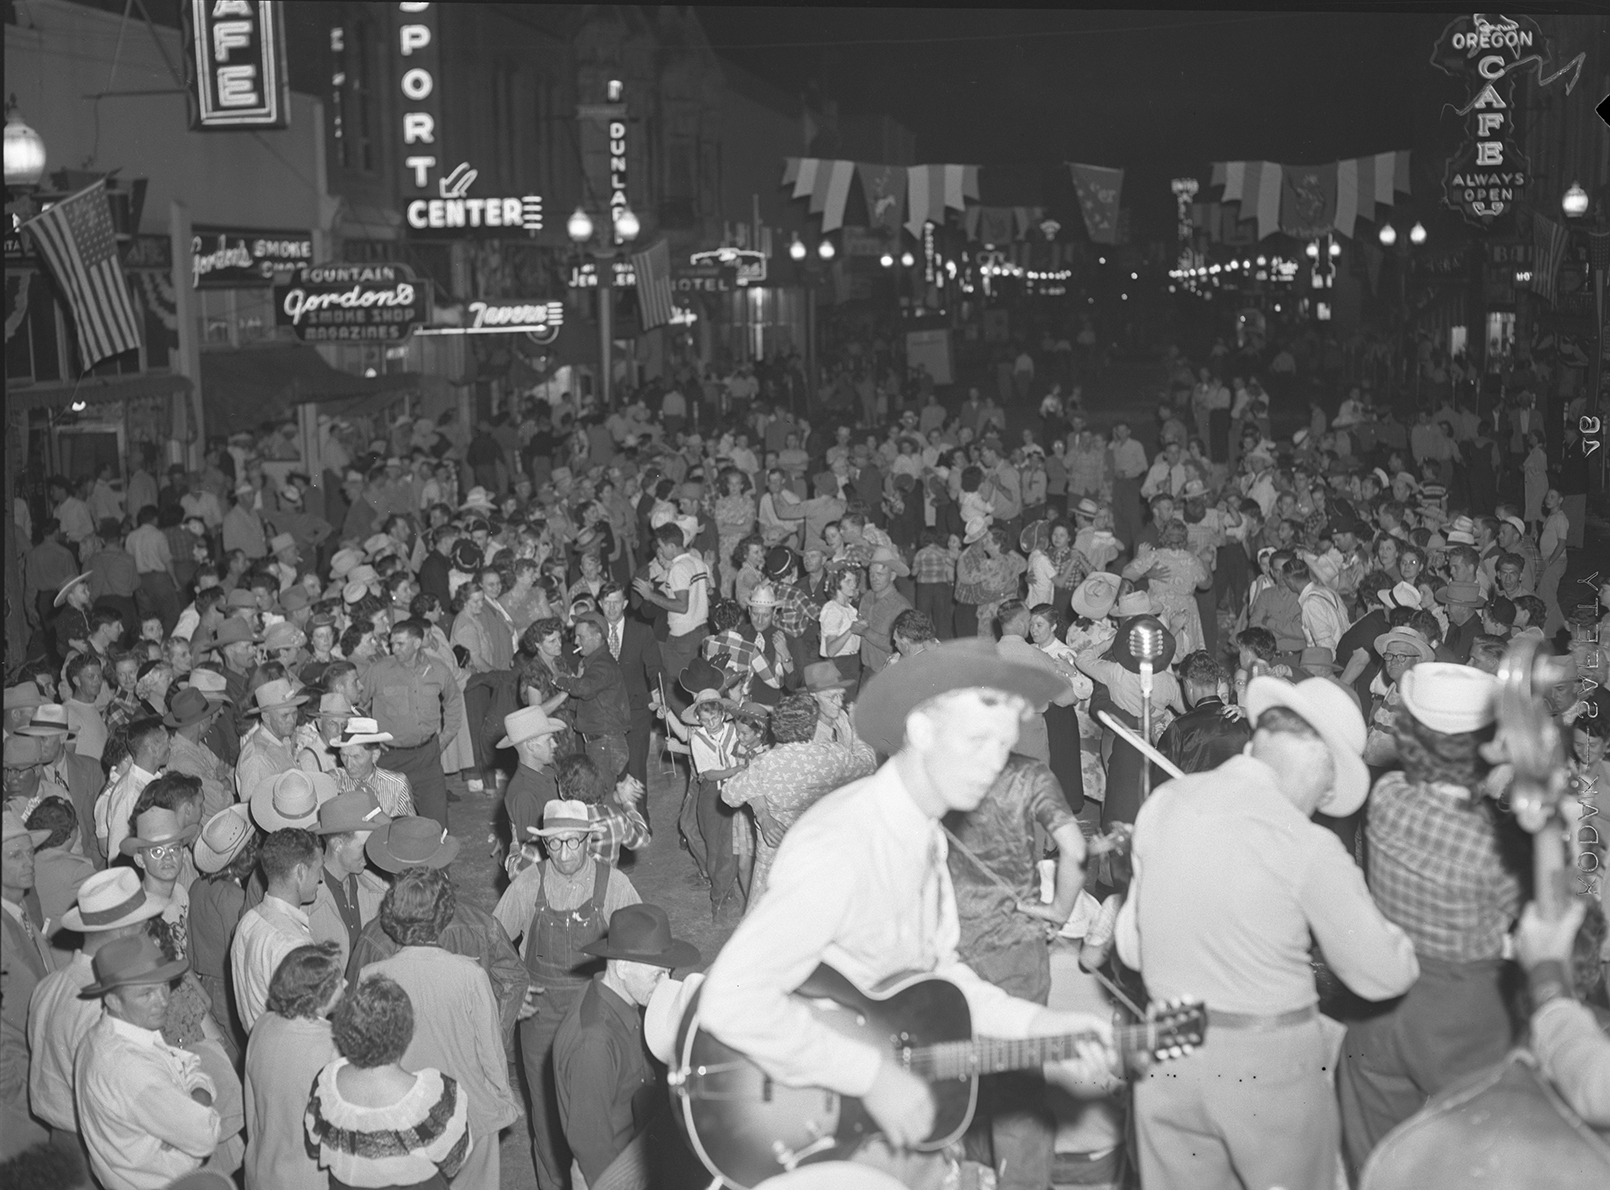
<box><xmin>197</xmin><ymin>289</ymin><xmax>277</xmax><ymax>349</ymax></box>
<box><xmin>5</xmin><ymin>268</ymin><xmax>66</xmax><ymax>384</ymax></box>
<box><xmin>1485</xmin><ymin>312</ymin><xmax>1514</xmax><ymax>364</ymax></box>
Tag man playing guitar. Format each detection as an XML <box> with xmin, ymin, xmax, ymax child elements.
<box><xmin>698</xmin><ymin>639</ymin><xmax>1118</xmax><ymax>1187</ymax></box>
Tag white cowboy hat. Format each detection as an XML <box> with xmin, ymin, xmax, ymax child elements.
<box><xmin>332</xmin><ymin>717</ymin><xmax>395</xmax><ymax>748</ymax></box>
<box><xmin>249</xmin><ymin>768</ymin><xmax>339</xmax><ymax>832</ymax></box>
<box><xmin>1398</xmin><ymin>663</ymin><xmax>1497</xmax><ymax>735</ymax></box>
<box><xmin>1244</xmin><ymin>676</ymin><xmax>1369</xmax><ymax>816</ymax></box>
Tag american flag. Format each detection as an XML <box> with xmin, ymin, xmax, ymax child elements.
<box><xmin>631</xmin><ymin>239</ymin><xmax>675</xmax><ymax>330</ymax></box>
<box><xmin>22</xmin><ymin>180</ymin><xmax>142</xmax><ymax>368</ymax></box>
<box><xmin>1529</xmin><ymin>213</ymin><xmax>1572</xmax><ymax>307</ymax></box>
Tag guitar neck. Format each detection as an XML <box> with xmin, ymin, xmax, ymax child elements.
<box><xmin>913</xmin><ymin>1024</ymin><xmax>1159</xmax><ymax>1080</ymax></box>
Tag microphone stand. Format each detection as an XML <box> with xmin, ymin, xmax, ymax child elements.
<box><xmin>1139</xmin><ymin>658</ymin><xmax>1154</xmax><ymax>802</ymax></box>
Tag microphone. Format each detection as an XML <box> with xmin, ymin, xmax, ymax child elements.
<box><xmin>1129</xmin><ymin>619</ymin><xmax>1166</xmax><ymax>696</ymax></box>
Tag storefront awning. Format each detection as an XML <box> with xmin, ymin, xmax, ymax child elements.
<box><xmin>200</xmin><ymin>343</ymin><xmax>421</xmax><ymax>433</ymax></box>
<box><xmin>5</xmin><ymin>370</ymin><xmax>194</xmax><ymax>414</ymax></box>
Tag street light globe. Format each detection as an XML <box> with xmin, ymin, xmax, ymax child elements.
<box><xmin>1564</xmin><ymin>181</ymin><xmax>1590</xmax><ymax>218</ymax></box>
<box><xmin>1329</xmin><ymin>240</ymin><xmax>1341</xmax><ymax>258</ymax></box>
<box><xmin>1305</xmin><ymin>241</ymin><xmax>1320</xmax><ymax>260</ymax></box>
<box><xmin>3</xmin><ymin>105</ymin><xmax>46</xmax><ymax>188</ymax></box>
<box><xmin>900</xmin><ymin>251</ymin><xmax>915</xmax><ymax>268</ymax></box>
<box><xmin>1378</xmin><ymin>223</ymin><xmax>1397</xmax><ymax>247</ymax></box>
<box><xmin>1408</xmin><ymin>222</ymin><xmax>1428</xmax><ymax>246</ymax></box>
<box><xmin>567</xmin><ymin>207</ymin><xmax>594</xmax><ymax>244</ymax></box>
<box><xmin>817</xmin><ymin>238</ymin><xmax>835</xmax><ymax>261</ymax></box>
<box><xmin>789</xmin><ymin>235</ymin><xmax>806</xmax><ymax>262</ymax></box>
<box><xmin>879</xmin><ymin>253</ymin><xmax>894</xmax><ymax>268</ymax></box>
<box><xmin>613</xmin><ymin>205</ymin><xmax>640</xmax><ymax>243</ymax></box>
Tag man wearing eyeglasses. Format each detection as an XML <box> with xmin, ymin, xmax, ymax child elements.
<box><xmin>493</xmin><ymin>799</ymin><xmax>640</xmax><ymax>1190</ymax></box>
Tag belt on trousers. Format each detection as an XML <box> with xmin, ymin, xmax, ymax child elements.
<box><xmin>1206</xmin><ymin>1004</ymin><xmax>1318</xmax><ymax>1031</ymax></box>
<box><xmin>383</xmin><ymin>736</ymin><xmax>437</xmax><ymax>753</ymax></box>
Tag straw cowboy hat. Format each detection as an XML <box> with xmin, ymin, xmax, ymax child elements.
<box><xmin>1070</xmin><ymin>572</ymin><xmax>1121</xmax><ymax>621</ymax></box>
<box><xmin>853</xmin><ymin>638</ymin><xmax>1067</xmax><ymax>756</ymax></box>
<box><xmin>246</xmin><ymin>678</ymin><xmax>309</xmax><ymax>716</ymax></box>
<box><xmin>1398</xmin><ymin>663</ymin><xmax>1498</xmax><ymax>735</ymax></box>
<box><xmin>581</xmin><ymin>903</ymin><xmax>700</xmax><ymax>969</ymax></box>
<box><xmin>329</xmin><ymin>548</ymin><xmax>363</xmax><ymax>578</ymax></box>
<box><xmin>746</xmin><ymin>583</ymin><xmax>778</xmax><ymax>610</ymax></box>
<box><xmin>262</xmin><ymin>622</ymin><xmax>306</xmax><ymax>652</ymax></box>
<box><xmin>60</xmin><ymin>868</ymin><xmax>166</xmax><ymax>933</ymax></box>
<box><xmin>460</xmin><ymin>486</ymin><xmax>496</xmax><ymax>513</ymax></box>
<box><xmin>866</xmin><ymin>544</ymin><xmax>910</xmax><ymax>576</ymax></box>
<box><xmin>802</xmin><ymin>660</ymin><xmax>856</xmax><ymax>693</ymax></box>
<box><xmin>365</xmin><ymin>815</ymin><xmax>460</xmax><ymax>874</ymax></box>
<box><xmin>1373</xmin><ymin>626</ymin><xmax>1435</xmax><ymax>662</ymax></box>
<box><xmin>119</xmin><ymin>806</ymin><xmax>200</xmax><ymax>857</ymax></box>
<box><xmin>332</xmin><ymin>717</ymin><xmax>395</xmax><ymax>748</ymax></box>
<box><xmin>1114</xmin><ymin>591</ymin><xmax>1153</xmax><ymax>618</ymax></box>
<box><xmin>1244</xmin><ymin>675</ymin><xmax>1370</xmax><ymax>816</ymax></box>
<box><xmin>186</xmin><ymin>669</ymin><xmax>233</xmax><ymax>704</ymax></box>
<box><xmin>79</xmin><ymin>934</ymin><xmax>188</xmax><ymax>999</ymax></box>
<box><xmin>1434</xmin><ymin>580</ymin><xmax>1485</xmax><ymax>609</ymax></box>
<box><xmin>679</xmin><ymin>687</ymin><xmax>741</xmax><ymax>725</ymax></box>
<box><xmin>18</xmin><ymin>703</ymin><xmax>72</xmax><ymax>738</ymax></box>
<box><xmin>193</xmin><ymin>804</ymin><xmax>254</xmax><ymax>874</ymax></box>
<box><xmin>497</xmin><ymin>706</ymin><xmax>566</xmax><ymax>749</ymax></box>
<box><xmin>1073</xmin><ymin>497</ymin><xmax>1102</xmax><ymax>519</ymax></box>
<box><xmin>53</xmin><ymin>573</ymin><xmax>92</xmax><ymax>609</ymax></box>
<box><xmin>249</xmin><ymin>768</ymin><xmax>338</xmax><ymax>832</ymax></box>
<box><xmin>963</xmin><ymin>515</ymin><xmax>994</xmax><ymax>545</ymax></box>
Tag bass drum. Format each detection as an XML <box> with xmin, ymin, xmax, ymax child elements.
<box><xmin>1361</xmin><ymin>1049</ymin><xmax>1610</xmax><ymax>1190</ymax></box>
<box><xmin>755</xmin><ymin>1163</ymin><xmax>907</xmax><ymax>1190</ymax></box>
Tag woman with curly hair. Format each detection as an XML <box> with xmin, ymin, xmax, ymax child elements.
<box><xmin>1336</xmin><ymin>663</ymin><xmax>1527</xmax><ymax>1180</ymax></box>
<box><xmin>357</xmin><ymin>869</ymin><xmax>519</xmax><ymax>1189</ymax></box>
<box><xmin>306</xmin><ymin>972</ymin><xmax>472</xmax><ymax>1189</ymax></box>
<box><xmin>712</xmin><ymin>466</ymin><xmax>757</xmax><ymax>599</ymax></box>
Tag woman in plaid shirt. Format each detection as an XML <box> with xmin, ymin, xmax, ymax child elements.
<box><xmin>1336</xmin><ymin>663</ymin><xmax>1526</xmax><ymax>1180</ymax></box>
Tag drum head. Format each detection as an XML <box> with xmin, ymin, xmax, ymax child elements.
<box><xmin>755</xmin><ymin>1163</ymin><xmax>908</xmax><ymax>1189</ymax></box>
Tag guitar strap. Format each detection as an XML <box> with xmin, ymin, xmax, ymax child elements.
<box><xmin>942</xmin><ymin>824</ymin><xmax>1146</xmax><ymax>1020</ymax></box>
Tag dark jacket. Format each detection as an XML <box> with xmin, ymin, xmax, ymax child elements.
<box><xmin>614</xmin><ymin>618</ymin><xmax>664</xmax><ymax>714</ymax></box>
<box><xmin>554</xmin><ymin>648</ymin><xmax>632</xmax><ymax>737</ymax></box>
<box><xmin>1154</xmin><ymin>696</ymin><xmax>1252</xmax><ymax>781</ymax></box>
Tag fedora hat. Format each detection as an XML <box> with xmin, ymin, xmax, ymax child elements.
<box><xmin>2</xmin><ymin>809</ymin><xmax>50</xmax><ymax>850</ymax></box>
<box><xmin>1114</xmin><ymin>591</ymin><xmax>1152</xmax><ymax>618</ymax></box>
<box><xmin>1108</xmin><ymin>615</ymin><xmax>1177</xmax><ymax>674</ymax></box>
<box><xmin>531</xmin><ymin>798</ymin><xmax>598</xmax><ymax>837</ymax></box>
<box><xmin>1380</xmin><ymin>581</ymin><xmax>1422</xmax><ymax>610</ymax></box>
<box><xmin>249</xmin><ymin>768</ymin><xmax>338</xmax><ymax>831</ymax></box>
<box><xmin>208</xmin><ymin>618</ymin><xmax>260</xmax><ymax>650</ymax></box>
<box><xmin>80</xmin><ymin>933</ymin><xmax>188</xmax><ymax>998</ymax></box>
<box><xmin>1073</xmin><ymin>497</ymin><xmax>1101</xmax><ymax>519</ymax></box>
<box><xmin>329</xmin><ymin>548</ymin><xmax>363</xmax><ymax>578</ymax></box>
<box><xmin>60</xmin><ymin>868</ymin><xmax>166</xmax><ymax>932</ymax></box>
<box><xmin>1398</xmin><ymin>662</ymin><xmax>1497</xmax><ymax>735</ymax></box>
<box><xmin>1181</xmin><ymin>478</ymin><xmax>1208</xmax><ymax>500</ymax></box>
<box><xmin>1070</xmin><ymin>572</ymin><xmax>1121</xmax><ymax>621</ymax></box>
<box><xmin>581</xmin><ymin>903</ymin><xmax>700</xmax><ymax>970</ymax></box>
<box><xmin>365</xmin><ymin>815</ymin><xmax>460</xmax><ymax>873</ymax></box>
<box><xmin>3</xmin><ymin>684</ymin><xmax>43</xmax><ymax>712</ymax></box>
<box><xmin>53</xmin><ymin>573</ymin><xmax>91</xmax><ymax>609</ymax></box>
<box><xmin>866</xmin><ymin>545</ymin><xmax>910</xmax><ymax>576</ymax></box>
<box><xmin>1373</xmin><ymin>626</ymin><xmax>1435</xmax><ymax>662</ymax></box>
<box><xmin>280</xmin><ymin>586</ymin><xmax>311</xmax><ymax>613</ymax></box>
<box><xmin>317</xmin><ymin>791</ymin><xmax>391</xmax><ymax>835</ymax></box>
<box><xmin>226</xmin><ymin>588</ymin><xmax>259</xmax><ymax>610</ymax></box>
<box><xmin>363</xmin><ymin>533</ymin><xmax>396</xmax><ymax>557</ymax></box>
<box><xmin>332</xmin><ymin>717</ymin><xmax>394</xmax><ymax>748</ymax></box>
<box><xmin>194</xmin><ymin>804</ymin><xmax>254</xmax><ymax>874</ymax></box>
<box><xmin>18</xmin><ymin>703</ymin><xmax>71</xmax><ymax>738</ymax></box>
<box><xmin>1434</xmin><ymin>581</ymin><xmax>1485</xmax><ymax>609</ymax></box>
<box><xmin>186</xmin><ymin>668</ymin><xmax>233</xmax><ymax>703</ymax></box>
<box><xmin>1299</xmin><ymin>646</ymin><xmax>1339</xmax><ymax>674</ymax></box>
<box><xmin>348</xmin><ymin>564</ymin><xmax>380</xmax><ymax>587</ymax></box>
<box><xmin>802</xmin><ymin>660</ymin><xmax>856</xmax><ymax>693</ymax></box>
<box><xmin>314</xmin><ymin>692</ymin><xmax>356</xmax><ymax>721</ymax></box>
<box><xmin>497</xmin><ymin>706</ymin><xmax>565</xmax><ymax>749</ymax></box>
<box><xmin>460</xmin><ymin>486</ymin><xmax>495</xmax><ymax>512</ymax></box>
<box><xmin>248</xmin><ymin>678</ymin><xmax>309</xmax><ymax>715</ymax></box>
<box><xmin>450</xmin><ymin>541</ymin><xmax>483</xmax><ymax>572</ymax></box>
<box><xmin>679</xmin><ymin>687</ymin><xmax>741</xmax><ymax>725</ymax></box>
<box><xmin>263</xmin><ymin>622</ymin><xmax>306</xmax><ymax>652</ymax></box>
<box><xmin>963</xmin><ymin>515</ymin><xmax>993</xmax><ymax>545</ymax></box>
<box><xmin>269</xmin><ymin>533</ymin><xmax>297</xmax><ymax>555</ymax></box>
<box><xmin>853</xmin><ymin>638</ymin><xmax>1068</xmax><ymax>756</ymax></box>
<box><xmin>1245</xmin><ymin>675</ymin><xmax>1370</xmax><ymax>816</ymax></box>
<box><xmin>119</xmin><ymin>806</ymin><xmax>200</xmax><ymax>857</ymax></box>
<box><xmin>163</xmin><ymin>687</ymin><xmax>215</xmax><ymax>730</ymax></box>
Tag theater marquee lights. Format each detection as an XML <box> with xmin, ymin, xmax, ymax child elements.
<box><xmin>183</xmin><ymin>0</ymin><xmax>288</xmax><ymax>129</ymax></box>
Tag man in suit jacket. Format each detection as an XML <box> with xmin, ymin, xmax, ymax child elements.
<box><xmin>599</xmin><ymin>583</ymin><xmax>663</xmax><ymax>794</ymax></box>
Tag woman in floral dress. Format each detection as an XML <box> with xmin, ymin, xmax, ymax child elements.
<box><xmin>712</xmin><ymin>467</ymin><xmax>758</xmax><ymax>598</ymax></box>
<box><xmin>1121</xmin><ymin>520</ymin><xmax>1211</xmax><ymax>654</ymax></box>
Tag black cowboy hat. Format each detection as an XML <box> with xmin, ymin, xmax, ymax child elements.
<box><xmin>853</xmin><ymin>638</ymin><xmax>1067</xmax><ymax>756</ymax></box>
<box><xmin>581</xmin><ymin>904</ymin><xmax>700</xmax><ymax>969</ymax></box>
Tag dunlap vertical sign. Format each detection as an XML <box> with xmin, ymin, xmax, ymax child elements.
<box><xmin>182</xmin><ymin>0</ymin><xmax>289</xmax><ymax>130</ymax></box>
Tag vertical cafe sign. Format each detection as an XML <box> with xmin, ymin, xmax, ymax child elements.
<box><xmin>396</xmin><ymin>2</ymin><xmax>444</xmax><ymax>200</ymax></box>
<box><xmin>183</xmin><ymin>0</ymin><xmax>288</xmax><ymax>129</ymax></box>
<box><xmin>1431</xmin><ymin>13</ymin><xmax>1543</xmax><ymax>225</ymax></box>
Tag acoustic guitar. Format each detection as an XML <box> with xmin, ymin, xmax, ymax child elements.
<box><xmin>669</xmin><ymin>962</ymin><xmax>1206</xmax><ymax>1190</ymax></box>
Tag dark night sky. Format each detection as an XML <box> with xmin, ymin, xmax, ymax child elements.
<box><xmin>694</xmin><ymin>6</ymin><xmax>1605</xmax><ymax>229</ymax></box>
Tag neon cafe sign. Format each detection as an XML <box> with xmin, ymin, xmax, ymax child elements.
<box><xmin>417</xmin><ymin>299</ymin><xmax>564</xmax><ymax>343</ymax></box>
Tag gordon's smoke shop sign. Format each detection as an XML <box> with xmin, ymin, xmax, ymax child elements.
<box><xmin>274</xmin><ymin>264</ymin><xmax>428</xmax><ymax>342</ymax></box>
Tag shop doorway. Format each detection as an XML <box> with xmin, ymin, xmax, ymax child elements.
<box><xmin>55</xmin><ymin>424</ymin><xmax>124</xmax><ymax>485</ymax></box>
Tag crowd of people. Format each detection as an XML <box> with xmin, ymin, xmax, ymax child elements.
<box><xmin>3</xmin><ymin>330</ymin><xmax>1608</xmax><ymax>1190</ymax></box>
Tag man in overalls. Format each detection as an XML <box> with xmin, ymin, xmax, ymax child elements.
<box><xmin>493</xmin><ymin>799</ymin><xmax>641</xmax><ymax>1190</ymax></box>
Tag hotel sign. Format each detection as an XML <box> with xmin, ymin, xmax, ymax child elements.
<box><xmin>274</xmin><ymin>264</ymin><xmax>428</xmax><ymax>342</ymax></box>
<box><xmin>183</xmin><ymin>0</ymin><xmax>288</xmax><ymax>130</ymax></box>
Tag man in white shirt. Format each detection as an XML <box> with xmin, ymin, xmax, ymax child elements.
<box><xmin>1142</xmin><ymin>442</ymin><xmax>1189</xmax><ymax>500</ymax></box>
<box><xmin>699</xmin><ymin>640</ymin><xmax>1114</xmax><ymax>1185</ymax></box>
<box><xmin>29</xmin><ymin>869</ymin><xmax>166</xmax><ymax>1142</ymax></box>
<box><xmin>75</xmin><ymin>933</ymin><xmax>221</xmax><ymax>1189</ymax></box>
<box><xmin>633</xmin><ymin>522</ymin><xmax>710</xmax><ymax>709</ymax></box>
<box><xmin>230</xmin><ymin>826</ymin><xmax>321</xmax><ymax>1031</ymax></box>
<box><xmin>50</xmin><ymin>476</ymin><xmax>97</xmax><ymax>556</ymax></box>
<box><xmin>235</xmin><ymin>679</ymin><xmax>306</xmax><ymax>799</ymax></box>
<box><xmin>95</xmin><ymin>717</ymin><xmax>170</xmax><ymax>862</ymax></box>
<box><xmin>125</xmin><ymin>505</ymin><xmax>181</xmax><ymax>635</ymax></box>
<box><xmin>1287</xmin><ymin>558</ymin><xmax>1351</xmax><ymax>654</ymax></box>
<box><xmin>1108</xmin><ymin>422</ymin><xmax>1149</xmax><ymax>557</ymax></box>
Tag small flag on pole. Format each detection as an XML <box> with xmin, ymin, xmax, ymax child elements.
<box><xmin>22</xmin><ymin>180</ymin><xmax>142</xmax><ymax>369</ymax></box>
<box><xmin>631</xmin><ymin>239</ymin><xmax>674</xmax><ymax>330</ymax></box>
